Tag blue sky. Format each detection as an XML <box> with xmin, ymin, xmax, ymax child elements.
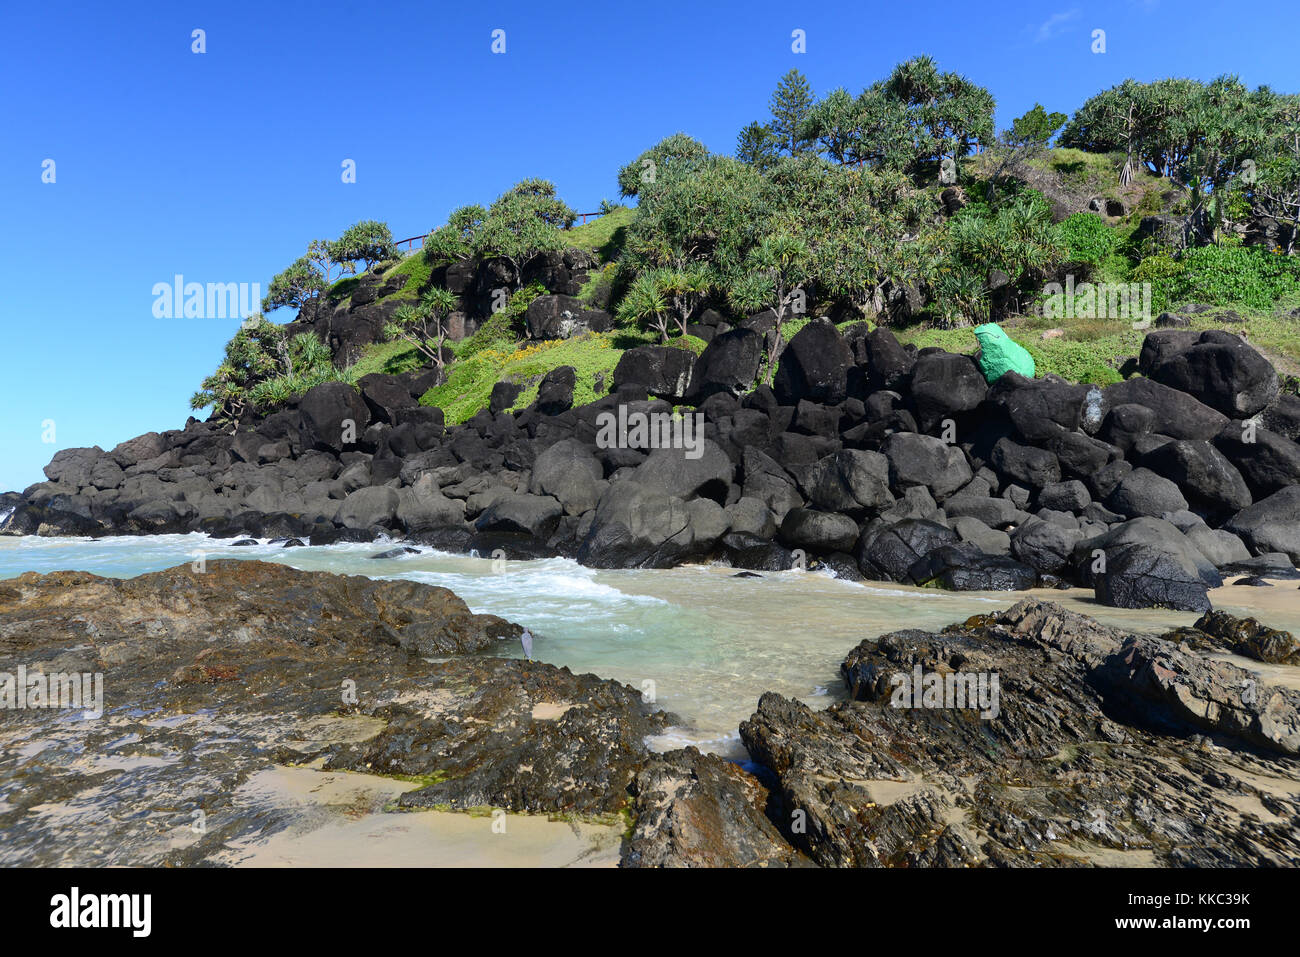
<box><xmin>1</xmin><ymin>0</ymin><xmax>1296</xmax><ymax>493</ymax></box>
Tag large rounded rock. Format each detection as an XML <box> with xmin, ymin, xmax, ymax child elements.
<box><xmin>300</xmin><ymin>382</ymin><xmax>371</xmax><ymax>453</ymax></box>
<box><xmin>525</xmin><ymin>294</ymin><xmax>612</xmax><ymax>340</ymax></box>
<box><xmin>1105</xmin><ymin>467</ymin><xmax>1189</xmax><ymax>519</ymax></box>
<box><xmin>773</xmin><ymin>320</ymin><xmax>852</xmax><ymax>406</ymax></box>
<box><xmin>990</xmin><ymin>437</ymin><xmax>1060</xmax><ymax>489</ymax></box>
<box><xmin>535</xmin><ymin>366</ymin><xmax>576</xmax><ymax>415</ymax></box>
<box><xmin>906</xmin><ymin>542</ymin><xmax>1036</xmax><ymax>591</ymax></box>
<box><xmin>988</xmin><ymin>373</ymin><xmax>1091</xmax><ymax>442</ymax></box>
<box><xmin>396</xmin><ymin>474</ymin><xmax>465</xmax><ymax>531</ymax></box>
<box><xmin>612</xmin><ymin>346</ymin><xmax>696</xmax><ymax>401</ymax></box>
<box><xmin>687</xmin><ymin>329</ymin><xmax>763</xmax><ymax>402</ymax></box>
<box><xmin>1011</xmin><ymin>518</ymin><xmax>1082</xmax><ymax>574</ymax></box>
<box><xmin>805</xmin><ymin>450</ymin><xmax>894</xmax><ymax>513</ymax></box>
<box><xmin>908</xmin><ymin>352</ymin><xmax>987</xmax><ymax>431</ymax></box>
<box><xmin>1102</xmin><ymin>377</ymin><xmax>1227</xmax><ymax>440</ymax></box>
<box><xmin>1093</xmin><ymin>543</ymin><xmax>1211</xmax><ymax>612</ymax></box>
<box><xmin>333</xmin><ymin>486</ymin><xmax>398</xmax><ymax>528</ymax></box>
<box><xmin>474</xmin><ymin>492</ymin><xmax>564</xmax><ymax>539</ymax></box>
<box><xmin>358</xmin><ymin>373</ymin><xmax>418</xmax><ymax>424</ymax></box>
<box><xmin>777</xmin><ymin>508</ymin><xmax>860</xmax><ymax>553</ymax></box>
<box><xmin>856</xmin><ymin>518</ymin><xmax>958</xmax><ymax>582</ymax></box>
<box><xmin>1143</xmin><ymin>329</ymin><xmax>1279</xmax><ymax>417</ymax></box>
<box><xmin>631</xmin><ymin>440</ymin><xmax>735</xmax><ymax>505</ymax></box>
<box><xmin>1223</xmin><ymin>486</ymin><xmax>1300</xmax><ymax>563</ymax></box>
<box><xmin>1137</xmin><ymin>439</ymin><xmax>1251</xmax><ymax>514</ymax></box>
<box><xmin>529</xmin><ymin>439</ymin><xmax>605</xmax><ymax>514</ymax></box>
<box><xmin>578</xmin><ymin>482</ymin><xmax>717</xmax><ymax>568</ymax></box>
<box><xmin>881</xmin><ymin>433</ymin><xmax>972</xmax><ymax>501</ymax></box>
<box><xmin>1212</xmin><ymin>423</ymin><xmax>1300</xmax><ymax>498</ymax></box>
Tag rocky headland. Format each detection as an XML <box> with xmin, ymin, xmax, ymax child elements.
<box><xmin>5</xmin><ymin>306</ymin><xmax>1300</xmax><ymax>613</ymax></box>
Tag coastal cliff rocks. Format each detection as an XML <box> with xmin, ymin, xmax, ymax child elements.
<box><xmin>6</xmin><ymin>322</ymin><xmax>1300</xmax><ymax>612</ymax></box>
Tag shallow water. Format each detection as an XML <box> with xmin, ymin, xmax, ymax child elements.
<box><xmin>3</xmin><ymin>534</ymin><xmax>1298</xmax><ymax>759</ymax></box>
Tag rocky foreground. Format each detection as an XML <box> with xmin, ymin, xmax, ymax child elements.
<box><xmin>5</xmin><ymin>320</ymin><xmax>1300</xmax><ymax>613</ymax></box>
<box><xmin>1</xmin><ymin>560</ymin><xmax>1298</xmax><ymax>867</ymax></box>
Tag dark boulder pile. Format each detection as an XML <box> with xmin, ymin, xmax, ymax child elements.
<box><xmin>5</xmin><ymin>317</ymin><xmax>1299</xmax><ymax>611</ymax></box>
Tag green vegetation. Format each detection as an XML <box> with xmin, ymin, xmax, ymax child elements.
<box><xmin>190</xmin><ymin>315</ymin><xmax>342</xmax><ymax>419</ymax></box>
<box><xmin>193</xmin><ymin>58</ymin><xmax>1300</xmax><ymax>426</ymax></box>
<box><xmin>419</xmin><ymin>334</ymin><xmax>622</xmax><ymax>424</ymax></box>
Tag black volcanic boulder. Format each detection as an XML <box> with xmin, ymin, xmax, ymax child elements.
<box><xmin>1073</xmin><ymin>517</ymin><xmax>1222</xmax><ymax>589</ymax></box>
<box><xmin>299</xmin><ymin>381</ymin><xmax>370</xmax><ymax>453</ymax></box>
<box><xmin>862</xmin><ymin>327</ymin><xmax>914</xmax><ymax>391</ymax></box>
<box><xmin>1043</xmin><ymin>429</ymin><xmax>1115</xmax><ymax>478</ymax></box>
<box><xmin>1102</xmin><ymin>377</ymin><xmax>1228</xmax><ymax>440</ymax></box>
<box><xmin>525</xmin><ymin>294</ymin><xmax>611</xmax><ymax>340</ymax></box>
<box><xmin>1011</xmin><ymin>517</ymin><xmax>1082</xmax><ymax>574</ymax></box>
<box><xmin>489</xmin><ymin>380</ymin><xmax>522</xmax><ymax>414</ymax></box>
<box><xmin>1143</xmin><ymin>329</ymin><xmax>1279</xmax><ymax>417</ymax></box>
<box><xmin>1223</xmin><ymin>486</ymin><xmax>1300</xmax><ymax>563</ymax></box>
<box><xmin>612</xmin><ymin>346</ymin><xmax>696</xmax><ymax>401</ymax></box>
<box><xmin>990</xmin><ymin>437</ymin><xmax>1060</xmax><ymax>489</ymax></box>
<box><xmin>856</xmin><ymin>518</ymin><xmax>958</xmax><ymax>582</ymax></box>
<box><xmin>906</xmin><ymin>542</ymin><xmax>1036</xmax><ymax>591</ymax></box>
<box><xmin>109</xmin><ymin>433</ymin><xmax>166</xmax><ymax>469</ymax></box>
<box><xmin>1212</xmin><ymin>423</ymin><xmax>1300</xmax><ymax>498</ymax></box>
<box><xmin>881</xmin><ymin>432</ymin><xmax>972</xmax><ymax>501</ymax></box>
<box><xmin>687</xmin><ymin>328</ymin><xmax>763</xmax><ymax>402</ymax></box>
<box><xmin>988</xmin><ymin>373</ymin><xmax>1094</xmax><ymax>441</ymax></box>
<box><xmin>740</xmin><ymin>447</ymin><xmax>803</xmax><ymax>522</ymax></box>
<box><xmin>1137</xmin><ymin>439</ymin><xmax>1251</xmax><ymax>514</ymax></box>
<box><xmin>777</xmin><ymin>508</ymin><xmax>860</xmax><ymax>553</ymax></box>
<box><xmin>804</xmin><ymin>450</ymin><xmax>894</xmax><ymax>514</ymax></box>
<box><xmin>42</xmin><ymin>447</ymin><xmax>103</xmax><ymax>488</ymax></box>
<box><xmin>1093</xmin><ymin>543</ymin><xmax>1211</xmax><ymax>612</ymax></box>
<box><xmin>774</xmin><ymin>320</ymin><xmax>853</xmax><ymax>406</ymax></box>
<box><xmin>630</xmin><ymin>440</ymin><xmax>735</xmax><ymax>505</ymax></box>
<box><xmin>907</xmin><ymin>351</ymin><xmax>987</xmax><ymax>432</ymax></box>
<box><xmin>333</xmin><ymin>486</ymin><xmax>398</xmax><ymax>529</ymax></box>
<box><xmin>1099</xmin><ymin>403</ymin><xmax>1157</xmax><ymax>452</ymax></box>
<box><xmin>1105</xmin><ymin>467</ymin><xmax>1189</xmax><ymax>519</ymax></box>
<box><xmin>529</xmin><ymin>438</ymin><xmax>605</xmax><ymax>514</ymax></box>
<box><xmin>535</xmin><ymin>366</ymin><xmax>576</xmax><ymax>415</ymax></box>
<box><xmin>474</xmin><ymin>492</ymin><xmax>564</xmax><ymax>539</ymax></box>
<box><xmin>1262</xmin><ymin>394</ymin><xmax>1300</xmax><ymax>441</ymax></box>
<box><xmin>357</xmin><ymin>373</ymin><xmax>418</xmax><ymax>424</ymax></box>
<box><xmin>578</xmin><ymin>483</ymin><xmax>723</xmax><ymax>568</ymax></box>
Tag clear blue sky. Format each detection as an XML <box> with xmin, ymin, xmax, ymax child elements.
<box><xmin>2</xmin><ymin>0</ymin><xmax>1295</xmax><ymax>493</ymax></box>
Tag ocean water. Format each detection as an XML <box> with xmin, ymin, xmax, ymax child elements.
<box><xmin>3</xmin><ymin>534</ymin><xmax>1297</xmax><ymax>758</ymax></box>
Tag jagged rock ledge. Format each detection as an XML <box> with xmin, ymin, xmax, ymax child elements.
<box><xmin>1</xmin><ymin>561</ymin><xmax>1297</xmax><ymax>866</ymax></box>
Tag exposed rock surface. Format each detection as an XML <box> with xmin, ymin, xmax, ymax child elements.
<box><xmin>742</xmin><ymin>599</ymin><xmax>1300</xmax><ymax>867</ymax></box>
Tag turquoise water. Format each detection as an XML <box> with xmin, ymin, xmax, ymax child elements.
<box><xmin>3</xmin><ymin>534</ymin><xmax>1296</xmax><ymax>758</ymax></box>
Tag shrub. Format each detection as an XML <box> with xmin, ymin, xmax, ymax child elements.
<box><xmin>1165</xmin><ymin>245</ymin><xmax>1300</xmax><ymax>310</ymax></box>
<box><xmin>1055</xmin><ymin>213</ymin><xmax>1115</xmax><ymax>269</ymax></box>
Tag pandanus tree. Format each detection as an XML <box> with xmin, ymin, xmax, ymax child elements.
<box><xmin>383</xmin><ymin>287</ymin><xmax>460</xmax><ymax>376</ymax></box>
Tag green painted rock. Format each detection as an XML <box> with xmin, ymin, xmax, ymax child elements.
<box><xmin>974</xmin><ymin>323</ymin><xmax>1035</xmax><ymax>383</ymax></box>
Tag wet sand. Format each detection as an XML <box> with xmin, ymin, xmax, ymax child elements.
<box><xmin>215</xmin><ymin>765</ymin><xmax>624</xmax><ymax>868</ymax></box>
